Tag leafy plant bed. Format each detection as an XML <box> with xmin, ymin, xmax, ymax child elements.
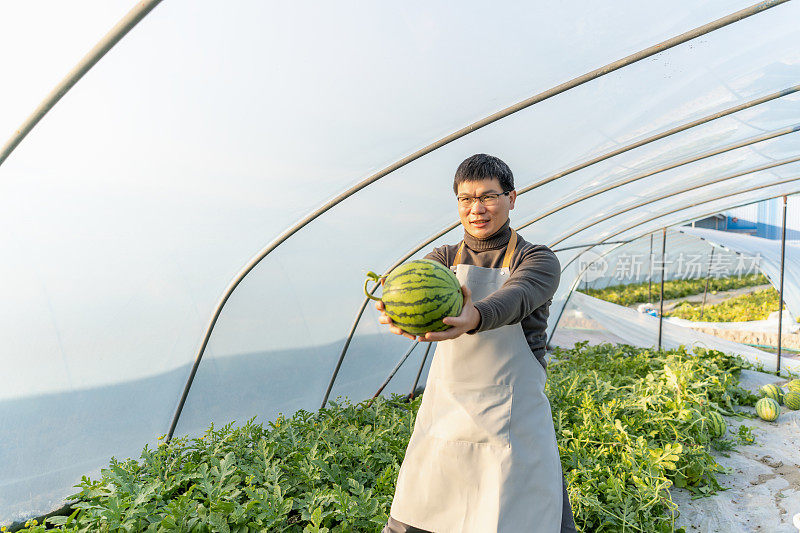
<box><xmin>666</xmin><ymin>288</ymin><xmax>784</xmax><ymax>322</ymax></box>
<box><xmin>579</xmin><ymin>274</ymin><xmax>768</xmax><ymax>307</ymax></box>
<box><xmin>13</xmin><ymin>344</ymin><xmax>758</xmax><ymax>532</ymax></box>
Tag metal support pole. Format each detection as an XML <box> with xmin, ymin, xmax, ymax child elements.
<box><xmin>548</xmin><ymin>240</ymin><xmax>637</xmax><ymax>345</ymax></box>
<box><xmin>658</xmin><ymin>228</ymin><xmax>667</xmax><ymax>350</ymax></box>
<box><xmin>648</xmin><ymin>234</ymin><xmax>654</xmax><ymax>303</ymax></box>
<box><xmin>365</xmin><ymin>341</ymin><xmax>419</xmax><ymax>408</ymax></box>
<box><xmin>0</xmin><ymin>0</ymin><xmax>165</xmax><ymax>168</ymax></box>
<box><xmin>409</xmin><ymin>342</ymin><xmax>434</xmax><ymax>400</ymax></box>
<box><xmin>777</xmin><ymin>195</ymin><xmax>788</xmax><ymax>373</ymax></box>
<box><xmin>700</xmin><ymin>247</ymin><xmax>715</xmax><ymax>319</ymax></box>
<box><xmin>320</xmin><ymin>295</ymin><xmax>374</xmax><ymax>410</ymax></box>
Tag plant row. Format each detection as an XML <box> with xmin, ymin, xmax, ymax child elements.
<box><xmin>580</xmin><ymin>274</ymin><xmax>768</xmax><ymax>307</ymax></box>
<box><xmin>666</xmin><ymin>288</ymin><xmax>785</xmax><ymax>322</ymax></box>
<box><xmin>14</xmin><ymin>344</ymin><xmax>757</xmax><ymax>532</ymax></box>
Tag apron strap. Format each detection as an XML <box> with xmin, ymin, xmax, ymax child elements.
<box><xmin>453</xmin><ymin>241</ymin><xmax>465</xmax><ymax>267</ymax></box>
<box><xmin>452</xmin><ymin>230</ymin><xmax>518</xmax><ymax>269</ymax></box>
<box><xmin>502</xmin><ymin>230</ymin><xmax>518</xmax><ymax>269</ymax></box>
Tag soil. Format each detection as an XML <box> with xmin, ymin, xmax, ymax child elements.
<box><xmin>672</xmin><ymin>369</ymin><xmax>800</xmax><ymax>533</ymax></box>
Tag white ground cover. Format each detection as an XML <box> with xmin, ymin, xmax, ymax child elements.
<box><xmin>555</xmin><ymin>292</ymin><xmax>800</xmax><ymax>375</ymax></box>
<box><xmin>673</xmin><ymin>369</ymin><xmax>800</xmax><ymax>533</ymax></box>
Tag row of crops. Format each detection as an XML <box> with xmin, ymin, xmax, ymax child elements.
<box><xmin>579</xmin><ymin>274</ymin><xmax>769</xmax><ymax>308</ymax></box>
<box><xmin>667</xmin><ymin>288</ymin><xmax>783</xmax><ymax>322</ymax></box>
<box><xmin>580</xmin><ymin>273</ymin><xmax>800</xmax><ymax>323</ymax></box>
<box><xmin>13</xmin><ymin>344</ymin><xmax>762</xmax><ymax>533</ymax></box>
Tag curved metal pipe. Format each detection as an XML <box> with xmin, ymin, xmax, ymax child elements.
<box><xmin>0</xmin><ymin>0</ymin><xmax>165</xmax><ymax>167</ymax></box>
<box><xmin>516</xmin><ymin>124</ymin><xmax>800</xmax><ymax>232</ymax></box>
<box><xmin>557</xmin><ymin>190</ymin><xmax>799</xmax><ymax>277</ymax></box>
<box><xmin>597</xmin><ymin>175</ymin><xmax>800</xmax><ymax>244</ymax></box>
<box><xmin>516</xmin><ymin>84</ymin><xmax>800</xmax><ymax>196</ymax></box>
<box><xmin>365</xmin><ymin>341</ymin><xmax>419</xmax><ymax>409</ymax></box>
<box><xmin>409</xmin><ymin>342</ymin><xmax>434</xmax><ymax>399</ymax></box>
<box><xmin>551</xmin><ymin>240</ymin><xmax>633</xmax><ymax>253</ymax></box>
<box><xmin>546</xmin><ymin>240</ymin><xmax>634</xmax><ymax>347</ymax></box>
<box><xmin>551</xmin><ymin>187</ymin><xmax>800</xmax><ymax>344</ymax></box>
<box><xmin>320</xmin><ymin>291</ymin><xmax>375</xmax><ymax>409</ymax></box>
<box><xmin>549</xmin><ymin>155</ymin><xmax>800</xmax><ymax>247</ymax></box>
<box><xmin>548</xmin><ymin>190</ymin><xmax>800</xmax><ymax>343</ymax></box>
<box><xmin>322</xmin><ymin>87</ymin><xmax>800</xmax><ymax>407</ymax></box>
<box><xmin>165</xmin><ymin>0</ymin><xmax>787</xmax><ymax>440</ymax></box>
<box><xmin>319</xmin><ymin>225</ymin><xmax>458</xmax><ymax>410</ymax></box>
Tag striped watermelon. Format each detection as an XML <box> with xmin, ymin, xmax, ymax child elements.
<box><xmin>755</xmin><ymin>397</ymin><xmax>780</xmax><ymax>422</ymax></box>
<box><xmin>786</xmin><ymin>379</ymin><xmax>800</xmax><ymax>393</ymax></box>
<box><xmin>707</xmin><ymin>411</ymin><xmax>726</xmax><ymax>438</ymax></box>
<box><xmin>760</xmin><ymin>383</ymin><xmax>783</xmax><ymax>404</ymax></box>
<box><xmin>366</xmin><ymin>259</ymin><xmax>463</xmax><ymax>336</ymax></box>
<box><xmin>784</xmin><ymin>391</ymin><xmax>800</xmax><ymax>411</ymax></box>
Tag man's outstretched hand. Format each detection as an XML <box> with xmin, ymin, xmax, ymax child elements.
<box><xmin>375</xmin><ymin>283</ymin><xmax>480</xmax><ymax>342</ymax></box>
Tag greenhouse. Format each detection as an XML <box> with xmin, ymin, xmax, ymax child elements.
<box><xmin>2</xmin><ymin>1</ymin><xmax>800</xmax><ymax>531</ymax></box>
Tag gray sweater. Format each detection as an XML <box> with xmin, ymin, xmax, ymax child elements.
<box><xmin>424</xmin><ymin>220</ymin><xmax>561</xmax><ymax>368</ymax></box>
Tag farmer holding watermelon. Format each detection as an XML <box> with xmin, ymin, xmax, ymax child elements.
<box><xmin>377</xmin><ymin>154</ymin><xmax>576</xmax><ymax>532</ymax></box>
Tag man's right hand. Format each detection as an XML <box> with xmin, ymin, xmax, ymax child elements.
<box><xmin>375</xmin><ymin>276</ymin><xmax>417</xmax><ymax>341</ymax></box>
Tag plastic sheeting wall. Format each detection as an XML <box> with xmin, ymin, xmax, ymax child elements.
<box><xmin>576</xmin><ymin>228</ymin><xmax>752</xmax><ymax>290</ymax></box>
<box><xmin>679</xmin><ymin>226</ymin><xmax>800</xmax><ymax>318</ymax></box>
<box><xmin>2</xmin><ymin>0</ymin><xmax>800</xmax><ymax>523</ymax></box>
<box><xmin>552</xmin><ymin>291</ymin><xmax>800</xmax><ymax>375</ymax></box>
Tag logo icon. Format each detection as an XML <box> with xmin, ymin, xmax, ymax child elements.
<box><xmin>576</xmin><ymin>250</ymin><xmax>608</xmax><ymax>283</ymax></box>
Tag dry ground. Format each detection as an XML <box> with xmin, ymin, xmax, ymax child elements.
<box><xmin>672</xmin><ymin>369</ymin><xmax>800</xmax><ymax>533</ymax></box>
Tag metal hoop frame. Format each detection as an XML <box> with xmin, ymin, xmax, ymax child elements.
<box><xmin>547</xmin><ymin>190</ymin><xmax>800</xmax><ymax>342</ymax></box>
<box><xmin>318</xmin><ymin>89</ymin><xmax>799</xmax><ymax>410</ymax></box>
<box><xmin>0</xmin><ymin>0</ymin><xmax>165</xmax><ymax>167</ymax></box>
<box><xmin>549</xmin><ymin>155</ymin><xmax>800</xmax><ymax>247</ymax></box>
<box><xmin>515</xmin><ymin>125</ymin><xmax>800</xmax><ymax>232</ymax></box>
<box><xmin>23</xmin><ymin>0</ymin><xmax>769</xmax><ymax>439</ymax></box>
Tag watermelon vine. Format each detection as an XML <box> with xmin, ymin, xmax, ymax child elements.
<box><xmin>12</xmin><ymin>344</ymin><xmax>757</xmax><ymax>532</ymax></box>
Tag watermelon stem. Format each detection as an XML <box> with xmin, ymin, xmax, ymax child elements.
<box><xmin>364</xmin><ymin>271</ymin><xmax>384</xmax><ymax>301</ymax></box>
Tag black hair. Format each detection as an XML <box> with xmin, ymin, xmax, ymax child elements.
<box><xmin>453</xmin><ymin>154</ymin><xmax>514</xmax><ymax>194</ymax></box>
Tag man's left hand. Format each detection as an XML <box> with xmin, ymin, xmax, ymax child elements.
<box><xmin>420</xmin><ymin>285</ymin><xmax>480</xmax><ymax>342</ymax></box>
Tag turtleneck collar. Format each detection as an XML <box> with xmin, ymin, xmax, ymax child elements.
<box><xmin>463</xmin><ymin>219</ymin><xmax>512</xmax><ymax>252</ymax></box>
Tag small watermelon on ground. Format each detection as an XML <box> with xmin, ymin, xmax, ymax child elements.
<box><xmin>784</xmin><ymin>391</ymin><xmax>800</xmax><ymax>410</ymax></box>
<box><xmin>786</xmin><ymin>379</ymin><xmax>800</xmax><ymax>393</ymax></box>
<box><xmin>755</xmin><ymin>397</ymin><xmax>780</xmax><ymax>422</ymax></box>
<box><xmin>760</xmin><ymin>383</ymin><xmax>783</xmax><ymax>404</ymax></box>
<box><xmin>366</xmin><ymin>259</ymin><xmax>463</xmax><ymax>336</ymax></box>
<box><xmin>707</xmin><ymin>411</ymin><xmax>726</xmax><ymax>437</ymax></box>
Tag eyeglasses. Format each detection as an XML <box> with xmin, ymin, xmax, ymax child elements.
<box><xmin>456</xmin><ymin>191</ymin><xmax>510</xmax><ymax>208</ymax></box>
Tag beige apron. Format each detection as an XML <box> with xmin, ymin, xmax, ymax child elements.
<box><xmin>390</xmin><ymin>231</ymin><xmax>563</xmax><ymax>533</ymax></box>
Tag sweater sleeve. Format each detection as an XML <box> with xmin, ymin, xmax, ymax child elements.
<box><xmin>472</xmin><ymin>246</ymin><xmax>561</xmax><ymax>332</ymax></box>
<box><xmin>423</xmin><ymin>245</ymin><xmax>449</xmax><ymax>267</ymax></box>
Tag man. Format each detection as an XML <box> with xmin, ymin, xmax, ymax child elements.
<box><xmin>376</xmin><ymin>154</ymin><xmax>576</xmax><ymax>532</ymax></box>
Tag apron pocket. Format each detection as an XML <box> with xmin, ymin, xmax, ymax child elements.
<box><xmin>429</xmin><ymin>379</ymin><xmax>512</xmax><ymax>448</ymax></box>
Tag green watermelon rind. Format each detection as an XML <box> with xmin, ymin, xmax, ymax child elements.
<box><xmin>785</xmin><ymin>379</ymin><xmax>800</xmax><ymax>393</ymax></box>
<box><xmin>382</xmin><ymin>259</ymin><xmax>463</xmax><ymax>335</ymax></box>
<box><xmin>707</xmin><ymin>411</ymin><xmax>726</xmax><ymax>438</ymax></box>
<box><xmin>759</xmin><ymin>383</ymin><xmax>784</xmax><ymax>405</ymax></box>
<box><xmin>755</xmin><ymin>397</ymin><xmax>780</xmax><ymax>422</ymax></box>
<box><xmin>784</xmin><ymin>391</ymin><xmax>800</xmax><ymax>411</ymax></box>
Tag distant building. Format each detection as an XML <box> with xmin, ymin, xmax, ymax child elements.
<box><xmin>689</xmin><ymin>213</ymin><xmax>728</xmax><ymax>231</ymax></box>
<box><xmin>685</xmin><ymin>197</ymin><xmax>800</xmax><ymax>240</ymax></box>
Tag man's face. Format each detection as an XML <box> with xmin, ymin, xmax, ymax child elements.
<box><xmin>456</xmin><ymin>178</ymin><xmax>517</xmax><ymax>239</ymax></box>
